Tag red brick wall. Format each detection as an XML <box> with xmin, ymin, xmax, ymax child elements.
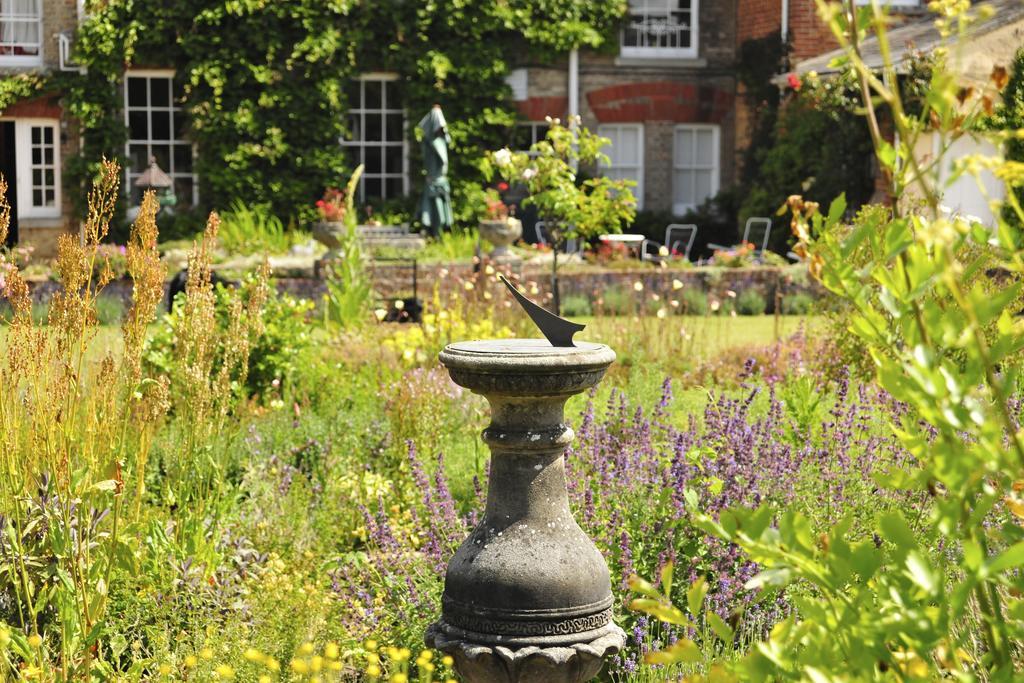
<box><xmin>739</xmin><ymin>0</ymin><xmax>782</xmax><ymax>42</ymax></box>
<box><xmin>515</xmin><ymin>96</ymin><xmax>568</xmax><ymax>121</ymax></box>
<box><xmin>788</xmin><ymin>0</ymin><xmax>839</xmax><ymax>62</ymax></box>
<box><xmin>1</xmin><ymin>95</ymin><xmax>62</xmax><ymax>118</ymax></box>
<box><xmin>586</xmin><ymin>82</ymin><xmax>734</xmax><ymax>125</ymax></box>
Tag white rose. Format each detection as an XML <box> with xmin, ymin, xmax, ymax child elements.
<box><xmin>522</xmin><ymin>167</ymin><xmax>537</xmax><ymax>180</ymax></box>
<box><xmin>493</xmin><ymin>148</ymin><xmax>512</xmax><ymax>166</ymax></box>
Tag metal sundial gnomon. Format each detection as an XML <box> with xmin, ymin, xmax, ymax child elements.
<box><xmin>498</xmin><ymin>274</ymin><xmax>585</xmax><ymax>347</ymax></box>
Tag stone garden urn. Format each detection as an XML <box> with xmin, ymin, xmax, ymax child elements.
<box><xmin>426</xmin><ymin>337</ymin><xmax>625</xmax><ymax>682</ymax></box>
<box><xmin>478</xmin><ymin>217</ymin><xmax>523</xmax><ymax>264</ymax></box>
<box><xmin>313</xmin><ymin>220</ymin><xmax>346</xmax><ymax>261</ymax></box>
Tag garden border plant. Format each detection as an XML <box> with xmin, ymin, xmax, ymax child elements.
<box><xmin>629</xmin><ymin>0</ymin><xmax>1024</xmax><ymax>678</ymax></box>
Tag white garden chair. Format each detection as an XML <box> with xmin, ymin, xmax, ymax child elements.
<box><xmin>707</xmin><ymin>217</ymin><xmax>772</xmax><ymax>256</ymax></box>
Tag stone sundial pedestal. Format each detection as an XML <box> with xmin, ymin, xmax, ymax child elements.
<box><xmin>426</xmin><ymin>339</ymin><xmax>625</xmax><ymax>683</ymax></box>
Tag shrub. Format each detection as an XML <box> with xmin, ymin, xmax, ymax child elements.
<box><xmin>681</xmin><ymin>287</ymin><xmax>708</xmax><ymax>315</ymax></box>
<box><xmin>95</xmin><ymin>293</ymin><xmax>125</xmax><ymax>325</ymax></box>
<box><xmin>598</xmin><ymin>285</ymin><xmax>632</xmax><ymax>316</ymax></box>
<box><xmin>560</xmin><ymin>293</ymin><xmax>592</xmax><ymax>317</ymax></box>
<box><xmin>144</xmin><ymin>272</ymin><xmax>313</xmax><ymax>399</ymax></box>
<box><xmin>735</xmin><ymin>289</ymin><xmax>766</xmax><ymax>315</ymax></box>
<box><xmin>781</xmin><ymin>292</ymin><xmax>814</xmax><ymax>315</ymax></box>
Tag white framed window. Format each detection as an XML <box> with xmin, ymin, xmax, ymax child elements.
<box><xmin>672</xmin><ymin>124</ymin><xmax>719</xmax><ymax>215</ymax></box>
<box><xmin>10</xmin><ymin>118</ymin><xmax>60</xmax><ymax>218</ymax></box>
<box><xmin>342</xmin><ymin>73</ymin><xmax>407</xmax><ymax>202</ymax></box>
<box><xmin>0</xmin><ymin>0</ymin><xmax>42</xmax><ymax>66</ymax></box>
<box><xmin>124</xmin><ymin>70</ymin><xmax>198</xmax><ymax>206</ymax></box>
<box><xmin>597</xmin><ymin>123</ymin><xmax>644</xmax><ymax>210</ymax></box>
<box><xmin>505</xmin><ymin>69</ymin><xmax>529</xmax><ymax>101</ymax></box>
<box><xmin>510</xmin><ymin>121</ymin><xmax>547</xmax><ymax>153</ymax></box>
<box><xmin>621</xmin><ymin>0</ymin><xmax>698</xmax><ymax>59</ymax></box>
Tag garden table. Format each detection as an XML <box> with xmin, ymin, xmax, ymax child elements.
<box><xmin>599</xmin><ymin>233</ymin><xmax>645</xmax><ymax>259</ymax></box>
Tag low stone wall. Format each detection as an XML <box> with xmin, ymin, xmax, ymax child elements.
<box><xmin>24</xmin><ymin>262</ymin><xmax>824</xmax><ymax>315</ymax></box>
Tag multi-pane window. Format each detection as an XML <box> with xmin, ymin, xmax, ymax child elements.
<box><xmin>510</xmin><ymin>121</ymin><xmax>547</xmax><ymax>153</ymax></box>
<box><xmin>124</xmin><ymin>71</ymin><xmax>197</xmax><ymax>206</ymax></box>
<box><xmin>597</xmin><ymin>123</ymin><xmax>644</xmax><ymax>210</ymax></box>
<box><xmin>14</xmin><ymin>119</ymin><xmax>60</xmax><ymax>217</ymax></box>
<box><xmin>621</xmin><ymin>0</ymin><xmax>698</xmax><ymax>59</ymax></box>
<box><xmin>342</xmin><ymin>75</ymin><xmax>407</xmax><ymax>202</ymax></box>
<box><xmin>672</xmin><ymin>124</ymin><xmax>719</xmax><ymax>215</ymax></box>
<box><xmin>0</xmin><ymin>0</ymin><xmax>41</xmax><ymax>64</ymax></box>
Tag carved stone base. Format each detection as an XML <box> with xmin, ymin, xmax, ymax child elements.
<box><xmin>426</xmin><ymin>621</ymin><xmax>626</xmax><ymax>683</ymax></box>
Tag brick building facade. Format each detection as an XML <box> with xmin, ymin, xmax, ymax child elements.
<box><xmin>0</xmin><ymin>0</ymin><xmax>81</xmax><ymax>256</ymax></box>
<box><xmin>0</xmin><ymin>1</ymin><xmax>941</xmax><ymax>258</ymax></box>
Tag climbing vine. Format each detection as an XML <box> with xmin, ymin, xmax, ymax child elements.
<box><xmin>48</xmin><ymin>0</ymin><xmax>627</xmax><ymax>230</ymax></box>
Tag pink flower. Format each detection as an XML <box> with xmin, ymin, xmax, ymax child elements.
<box><xmin>787</xmin><ymin>73</ymin><xmax>802</xmax><ymax>90</ymax></box>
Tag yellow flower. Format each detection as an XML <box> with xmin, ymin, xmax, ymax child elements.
<box><xmin>325</xmin><ymin>642</ymin><xmax>340</xmax><ymax>659</ymax></box>
<box><xmin>374</xmin><ymin>308</ymin><xmax>388</xmax><ymax>322</ymax></box>
<box><xmin>158</xmin><ymin>664</ymin><xmax>172</xmax><ymax>675</ymax></box>
<box><xmin>213</xmin><ymin>664</ymin><xmax>234</xmax><ymax>679</ymax></box>
<box><xmin>244</xmin><ymin>648</ymin><xmax>264</xmax><ymax>662</ymax></box>
<box><xmin>184</xmin><ymin>655</ymin><xmax>198</xmax><ymax>668</ymax></box>
<box><xmin>463</xmin><ymin>281</ymin><xmax>474</xmax><ymax>291</ymax></box>
<box><xmin>291</xmin><ymin>658</ymin><xmax>310</xmax><ymax>674</ymax></box>
<box><xmin>656</xmin><ymin>308</ymin><xmax>667</xmax><ymax>319</ymax></box>
<box><xmin>200</xmin><ymin>647</ymin><xmax>214</xmax><ymax>660</ymax></box>
<box><xmin>27</xmin><ymin>634</ymin><xmax>42</xmax><ymax>649</ymax></box>
<box><xmin>259</xmin><ymin>676</ymin><xmax>272</xmax><ymax>683</ymax></box>
<box><xmin>442</xmin><ymin>656</ymin><xmax>454</xmax><ymax>667</ymax></box>
<box><xmin>367</xmin><ymin>664</ymin><xmax>382</xmax><ymax>677</ymax></box>
<box><xmin>391</xmin><ymin>675</ymin><xmax>408</xmax><ymax>683</ymax></box>
<box><xmin>672</xmin><ymin>279</ymin><xmax>683</xmax><ymax>290</ymax></box>
<box><xmin>311</xmin><ymin>656</ymin><xmax>324</xmax><ymax>672</ymax></box>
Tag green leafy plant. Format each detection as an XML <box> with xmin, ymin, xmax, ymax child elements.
<box><xmin>734</xmin><ymin>289</ymin><xmax>767</xmax><ymax>316</ymax></box>
<box><xmin>218</xmin><ymin>201</ymin><xmax>305</xmax><ymax>256</ymax></box>
<box><xmin>323</xmin><ymin>166</ymin><xmax>372</xmax><ymax>329</ymax></box>
<box><xmin>780</xmin><ymin>291</ymin><xmax>814</xmax><ymax>315</ymax></box>
<box><xmin>630</xmin><ymin>1</ymin><xmax>1024</xmax><ymax>679</ymax></box>
<box><xmin>485</xmin><ymin>119</ymin><xmax>637</xmax><ymax>312</ymax></box>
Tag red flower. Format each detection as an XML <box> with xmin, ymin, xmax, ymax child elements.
<box><xmin>497</xmin><ymin>182</ymin><xmax>509</xmax><ymax>192</ymax></box>
<box><xmin>316</xmin><ymin>200</ymin><xmax>325</xmax><ymax>207</ymax></box>
<box><xmin>787</xmin><ymin>73</ymin><xmax>802</xmax><ymax>91</ymax></box>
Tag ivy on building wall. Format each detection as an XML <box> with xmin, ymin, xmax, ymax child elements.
<box><xmin>52</xmin><ymin>0</ymin><xmax>627</xmax><ymax>229</ymax></box>
<box><xmin>989</xmin><ymin>47</ymin><xmax>1024</xmax><ymax>228</ymax></box>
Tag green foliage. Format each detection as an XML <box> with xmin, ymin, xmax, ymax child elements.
<box><xmin>486</xmin><ymin>120</ymin><xmax>637</xmax><ymax>244</ymax></box>
<box><xmin>322</xmin><ymin>166</ymin><xmax>372</xmax><ymax>328</ymax></box>
<box><xmin>734</xmin><ymin>289</ymin><xmax>766</xmax><ymax>316</ymax></box>
<box><xmin>988</xmin><ymin>47</ymin><xmax>1024</xmax><ymax>228</ymax></box>
<box><xmin>0</xmin><ymin>73</ymin><xmax>48</xmax><ymax>110</ymax></box>
<box><xmin>55</xmin><ymin>0</ymin><xmax>628</xmax><ymax>225</ymax></box>
<box><xmin>560</xmin><ymin>293</ymin><xmax>593</xmax><ymax>317</ymax></box>
<box><xmin>780</xmin><ymin>291</ymin><xmax>813</xmax><ymax>315</ymax></box>
<box><xmin>218</xmin><ymin>201</ymin><xmax>306</xmax><ymax>256</ymax></box>
<box><xmin>630</xmin><ymin>2</ymin><xmax>1024</xmax><ymax>679</ymax></box>
<box><xmin>681</xmin><ymin>287</ymin><xmax>708</xmax><ymax>315</ymax></box>
<box><xmin>145</xmin><ymin>273</ymin><xmax>313</xmax><ymax>398</ymax></box>
<box><xmin>740</xmin><ymin>72</ymin><xmax>875</xmax><ymax>252</ymax></box>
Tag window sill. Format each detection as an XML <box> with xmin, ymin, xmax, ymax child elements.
<box><xmin>614</xmin><ymin>56</ymin><xmax>707</xmax><ymax>69</ymax></box>
<box><xmin>0</xmin><ymin>57</ymin><xmax>44</xmax><ymax>69</ymax></box>
<box><xmin>17</xmin><ymin>216</ymin><xmax>64</xmax><ymax>228</ymax></box>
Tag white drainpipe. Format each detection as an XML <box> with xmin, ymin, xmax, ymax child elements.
<box><xmin>781</xmin><ymin>0</ymin><xmax>789</xmax><ymax>45</ymax></box>
<box><xmin>568</xmin><ymin>48</ymin><xmax>579</xmax><ymax>125</ymax></box>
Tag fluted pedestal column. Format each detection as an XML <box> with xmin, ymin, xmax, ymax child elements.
<box><xmin>426</xmin><ymin>339</ymin><xmax>625</xmax><ymax>683</ymax></box>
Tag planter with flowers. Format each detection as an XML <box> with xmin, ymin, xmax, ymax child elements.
<box><xmin>312</xmin><ymin>187</ymin><xmax>349</xmax><ymax>260</ymax></box>
<box><xmin>477</xmin><ymin>185</ymin><xmax>522</xmax><ymax>263</ymax></box>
